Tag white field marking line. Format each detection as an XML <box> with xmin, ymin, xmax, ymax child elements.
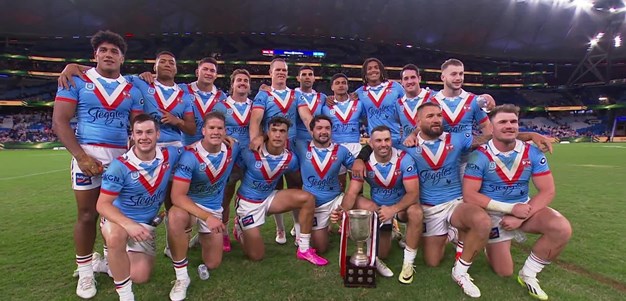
<box><xmin>599</xmin><ymin>145</ymin><xmax>626</xmax><ymax>149</ymax></box>
<box><xmin>0</xmin><ymin>168</ymin><xmax>68</xmax><ymax>180</ymax></box>
<box><xmin>569</xmin><ymin>164</ymin><xmax>616</xmax><ymax>168</ymax></box>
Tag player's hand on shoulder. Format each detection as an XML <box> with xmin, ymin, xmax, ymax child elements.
<box><xmin>124</xmin><ymin>222</ymin><xmax>153</xmax><ymax>242</ymax></box>
<box><xmin>249</xmin><ymin>136</ymin><xmax>264</xmax><ymax>152</ymax></box>
<box><xmin>138</xmin><ymin>72</ymin><xmax>156</xmax><ymax>84</ymax></box>
<box><xmin>58</xmin><ymin>63</ymin><xmax>83</xmax><ymax>90</ymax></box>
<box><xmin>403</xmin><ymin>135</ymin><xmax>417</xmax><ymax>147</ymax></box>
<box><xmin>350</xmin><ymin>92</ymin><xmax>358</xmax><ymax>102</ymax></box>
<box><xmin>531</xmin><ymin>133</ymin><xmax>553</xmax><ymax>154</ymax></box>
<box><xmin>159</xmin><ymin>108</ymin><xmax>182</xmax><ymax>126</ymax></box>
<box><xmin>325</xmin><ymin>95</ymin><xmax>336</xmax><ymax>107</ymax></box>
<box><xmin>511</xmin><ymin>203</ymin><xmax>531</xmax><ymax>219</ymax></box>
<box><xmin>351</xmin><ymin>159</ymin><xmax>366</xmax><ymax>179</ymax></box>
<box><xmin>76</xmin><ymin>153</ymin><xmax>103</xmax><ymax>176</ymax></box>
<box><xmin>224</xmin><ymin>136</ymin><xmax>238</xmax><ymax>148</ymax></box>
<box><xmin>259</xmin><ymin>83</ymin><xmax>271</xmax><ymax>92</ymax></box>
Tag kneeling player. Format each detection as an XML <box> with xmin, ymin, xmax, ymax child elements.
<box><xmin>234</xmin><ymin>116</ymin><xmax>328</xmax><ymax>266</ymax></box>
<box><xmin>168</xmin><ymin>112</ymin><xmax>241</xmax><ymax>301</ymax></box>
<box><xmin>294</xmin><ymin>115</ymin><xmax>355</xmax><ymax>253</ymax></box>
<box><xmin>334</xmin><ymin>126</ymin><xmax>422</xmax><ymax>278</ymax></box>
<box><xmin>463</xmin><ymin>105</ymin><xmax>572</xmax><ymax>300</ymax></box>
<box><xmin>96</xmin><ymin>114</ymin><xmax>180</xmax><ymax>301</ymax></box>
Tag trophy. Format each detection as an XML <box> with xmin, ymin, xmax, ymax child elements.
<box><xmin>340</xmin><ymin>209</ymin><xmax>377</xmax><ymax>288</ymax></box>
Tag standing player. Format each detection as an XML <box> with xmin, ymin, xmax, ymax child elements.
<box><xmin>333</xmin><ymin>126</ymin><xmax>422</xmax><ymax>278</ymax></box>
<box><xmin>294</xmin><ymin>115</ymin><xmax>355</xmax><ymax>253</ymax></box>
<box><xmin>397</xmin><ymin>64</ymin><xmax>433</xmax><ymax>144</ymax></box>
<box><xmin>463</xmin><ymin>104</ymin><xmax>572</xmax><ymax>300</ymax></box>
<box><xmin>212</xmin><ymin>69</ymin><xmax>253</xmax><ymax>252</ymax></box>
<box><xmin>181</xmin><ymin>57</ymin><xmax>228</xmax><ymax>146</ymax></box>
<box><xmin>322</xmin><ymin>73</ymin><xmax>365</xmax><ymax>189</ymax></box>
<box><xmin>294</xmin><ymin>65</ymin><xmax>326</xmax><ymax>149</ymax></box>
<box><xmin>96</xmin><ymin>114</ymin><xmax>180</xmax><ymax>301</ymax></box>
<box><xmin>53</xmin><ymin>30</ymin><xmax>143</xmax><ymax>299</ymax></box>
<box><xmin>234</xmin><ymin>116</ymin><xmax>328</xmax><ymax>266</ymax></box>
<box><xmin>167</xmin><ymin>112</ymin><xmax>240</xmax><ymax>301</ymax></box>
<box><xmin>248</xmin><ymin>58</ymin><xmax>313</xmax><ymax>244</ymax></box>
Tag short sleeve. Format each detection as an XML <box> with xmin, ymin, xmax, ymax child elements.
<box><xmin>464</xmin><ymin>150</ymin><xmax>487</xmax><ymax>180</ymax></box>
<box><xmin>530</xmin><ymin>146</ymin><xmax>550</xmax><ymax>176</ymax></box>
<box><xmin>100</xmin><ymin>160</ymin><xmax>126</xmax><ymax>196</ymax></box>
<box><xmin>173</xmin><ymin>151</ymin><xmax>196</xmax><ymax>183</ymax></box>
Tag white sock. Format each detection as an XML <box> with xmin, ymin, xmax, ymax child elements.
<box><xmin>274</xmin><ymin>214</ymin><xmax>285</xmax><ymax>232</ymax></box>
<box><xmin>115</xmin><ymin>277</ymin><xmax>134</xmax><ymax>300</ymax></box>
<box><xmin>172</xmin><ymin>258</ymin><xmax>189</xmax><ymax>280</ymax></box>
<box><xmin>520</xmin><ymin>252</ymin><xmax>551</xmax><ymax>278</ymax></box>
<box><xmin>453</xmin><ymin>258</ymin><xmax>472</xmax><ymax>276</ymax></box>
<box><xmin>298</xmin><ymin>233</ymin><xmax>311</xmax><ymax>252</ymax></box>
<box><xmin>102</xmin><ymin>245</ymin><xmax>109</xmax><ymax>259</ymax></box>
<box><xmin>294</xmin><ymin>222</ymin><xmax>301</xmax><ymax>240</ymax></box>
<box><xmin>403</xmin><ymin>247</ymin><xmax>417</xmax><ymax>265</ymax></box>
<box><xmin>76</xmin><ymin>254</ymin><xmax>93</xmax><ymax>278</ymax></box>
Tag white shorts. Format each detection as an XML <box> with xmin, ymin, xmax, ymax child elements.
<box><xmin>339</xmin><ymin>142</ymin><xmax>362</xmax><ymax>174</ymax></box>
<box><xmin>422</xmin><ymin>198</ymin><xmax>462</xmax><ymax>237</ymax></box>
<box><xmin>196</xmin><ymin>204</ymin><xmax>224</xmax><ymax>234</ymax></box>
<box><xmin>313</xmin><ymin>193</ymin><xmax>344</xmax><ymax>230</ymax></box>
<box><xmin>487</xmin><ymin>199</ymin><xmax>530</xmax><ymax>244</ymax></box>
<box><xmin>101</xmin><ymin>218</ymin><xmax>157</xmax><ymax>256</ymax></box>
<box><xmin>71</xmin><ymin>144</ymin><xmax>125</xmax><ymax>190</ymax></box>
<box><xmin>235</xmin><ymin>191</ymin><xmax>278</xmax><ymax>230</ymax></box>
<box><xmin>157</xmin><ymin>141</ymin><xmax>183</xmax><ymax>148</ymax></box>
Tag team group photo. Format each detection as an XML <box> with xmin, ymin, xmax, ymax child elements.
<box><xmin>1</xmin><ymin>1</ymin><xmax>626</xmax><ymax>301</ymax></box>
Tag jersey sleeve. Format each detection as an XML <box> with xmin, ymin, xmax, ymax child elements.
<box><xmin>473</xmin><ymin>95</ymin><xmax>489</xmax><ymax>124</ymax></box>
<box><xmin>296</xmin><ymin>91</ymin><xmax>307</xmax><ymax>108</ymax></box>
<box><xmin>218</xmin><ymin>91</ymin><xmax>228</xmax><ymax>101</ymax></box>
<box><xmin>341</xmin><ymin>146</ymin><xmax>356</xmax><ymax>169</ymax></box>
<box><xmin>54</xmin><ymin>78</ymin><xmax>81</xmax><ymax>103</ymax></box>
<box><xmin>173</xmin><ymin>151</ymin><xmax>195</xmax><ymax>183</ymax></box>
<box><xmin>183</xmin><ymin>93</ymin><xmax>194</xmax><ymax>115</ymax></box>
<box><xmin>460</xmin><ymin>132</ymin><xmax>473</xmax><ymax>152</ymax></box>
<box><xmin>530</xmin><ymin>145</ymin><xmax>551</xmax><ymax>176</ymax></box>
<box><xmin>319</xmin><ymin>93</ymin><xmax>328</xmax><ymax>112</ymax></box>
<box><xmin>100</xmin><ymin>160</ymin><xmax>126</xmax><ymax>196</ymax></box>
<box><xmin>252</xmin><ymin>91</ymin><xmax>268</xmax><ymax>110</ymax></box>
<box><xmin>464</xmin><ymin>149</ymin><xmax>487</xmax><ymax>180</ymax></box>
<box><xmin>401</xmin><ymin>154</ymin><xmax>418</xmax><ymax>181</ymax></box>
<box><xmin>393</xmin><ymin>81</ymin><xmax>405</xmax><ymax>98</ymax></box>
<box><xmin>129</xmin><ymin>87</ymin><xmax>144</xmax><ymax>113</ymax></box>
<box><xmin>287</xmin><ymin>152</ymin><xmax>300</xmax><ymax>172</ymax></box>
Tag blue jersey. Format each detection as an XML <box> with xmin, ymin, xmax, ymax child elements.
<box><xmin>397</xmin><ymin>88</ymin><xmax>434</xmax><ymax>140</ymax></box>
<box><xmin>353</xmin><ymin>148</ymin><xmax>418</xmax><ymax>206</ymax></box>
<box><xmin>354</xmin><ymin>81</ymin><xmax>404</xmax><ymax>144</ymax></box>
<box><xmin>180</xmin><ymin>82</ymin><xmax>227</xmax><ymax>145</ymax></box>
<box><xmin>404</xmin><ymin>132</ymin><xmax>472</xmax><ymax>206</ymax></box>
<box><xmin>236</xmin><ymin>146</ymin><xmax>299</xmax><ymax>202</ymax></box>
<box><xmin>54</xmin><ymin>68</ymin><xmax>143</xmax><ymax>148</ymax></box>
<box><xmin>100</xmin><ymin>146</ymin><xmax>180</xmax><ymax>223</ymax></box>
<box><xmin>213</xmin><ymin>97</ymin><xmax>252</xmax><ymax>150</ymax></box>
<box><xmin>173</xmin><ymin>142</ymin><xmax>240</xmax><ymax>210</ymax></box>
<box><xmin>430</xmin><ymin>90</ymin><xmax>488</xmax><ymax>135</ymax></box>
<box><xmin>295</xmin><ymin>89</ymin><xmax>326</xmax><ymax>141</ymax></box>
<box><xmin>322</xmin><ymin>98</ymin><xmax>365</xmax><ymax>144</ymax></box>
<box><xmin>464</xmin><ymin>140</ymin><xmax>551</xmax><ymax>204</ymax></box>
<box><xmin>252</xmin><ymin>88</ymin><xmax>303</xmax><ymax>140</ymax></box>
<box><xmin>129</xmin><ymin>77</ymin><xmax>194</xmax><ymax>143</ymax></box>
<box><xmin>295</xmin><ymin>142</ymin><xmax>355</xmax><ymax>206</ymax></box>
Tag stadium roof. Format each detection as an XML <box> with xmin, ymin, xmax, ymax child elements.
<box><xmin>1</xmin><ymin>0</ymin><xmax>625</xmax><ymax>61</ymax></box>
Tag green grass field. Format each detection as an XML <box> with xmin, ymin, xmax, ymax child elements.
<box><xmin>1</xmin><ymin>143</ymin><xmax>625</xmax><ymax>300</ymax></box>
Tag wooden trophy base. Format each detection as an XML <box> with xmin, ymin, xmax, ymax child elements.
<box><xmin>343</xmin><ymin>256</ymin><xmax>376</xmax><ymax>288</ymax></box>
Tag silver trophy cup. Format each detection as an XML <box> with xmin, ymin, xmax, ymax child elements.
<box><xmin>348</xmin><ymin>209</ymin><xmax>373</xmax><ymax>267</ymax></box>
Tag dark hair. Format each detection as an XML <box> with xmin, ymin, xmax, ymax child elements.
<box><xmin>401</xmin><ymin>64</ymin><xmax>420</xmax><ymax>78</ymax></box>
<box><xmin>156</xmin><ymin>51</ymin><xmax>176</xmax><ymax>60</ymax></box>
<box><xmin>198</xmin><ymin>57</ymin><xmax>218</xmax><ymax>70</ymax></box>
<box><xmin>331</xmin><ymin>73</ymin><xmax>348</xmax><ymax>83</ymax></box>
<box><xmin>90</xmin><ymin>30</ymin><xmax>127</xmax><ymax>55</ymax></box>
<box><xmin>269</xmin><ymin>58</ymin><xmax>287</xmax><ymax>71</ymax></box>
<box><xmin>132</xmin><ymin>113</ymin><xmax>159</xmax><ymax>130</ymax></box>
<box><xmin>416</xmin><ymin>102</ymin><xmax>441</xmax><ymax>114</ymax></box>
<box><xmin>309</xmin><ymin>115</ymin><xmax>332</xmax><ymax>131</ymax></box>
<box><xmin>371</xmin><ymin>125</ymin><xmax>391</xmax><ymax>135</ymax></box>
<box><xmin>229</xmin><ymin>69</ymin><xmax>251</xmax><ymax>94</ymax></box>
<box><xmin>488</xmin><ymin>104</ymin><xmax>520</xmax><ymax>120</ymax></box>
<box><xmin>268</xmin><ymin>116</ymin><xmax>292</xmax><ymax>129</ymax></box>
<box><xmin>298</xmin><ymin>65</ymin><xmax>314</xmax><ymax>75</ymax></box>
<box><xmin>203</xmin><ymin>111</ymin><xmax>226</xmax><ymax>125</ymax></box>
<box><xmin>361</xmin><ymin>58</ymin><xmax>387</xmax><ymax>84</ymax></box>
<box><xmin>441</xmin><ymin>58</ymin><xmax>463</xmax><ymax>71</ymax></box>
